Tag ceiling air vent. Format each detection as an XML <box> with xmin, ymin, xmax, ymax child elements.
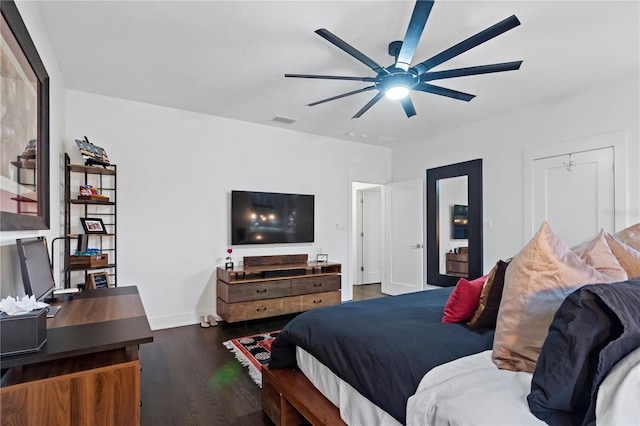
<box><xmin>272</xmin><ymin>115</ymin><xmax>297</xmax><ymax>125</ymax></box>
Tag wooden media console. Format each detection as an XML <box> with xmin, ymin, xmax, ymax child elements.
<box><xmin>216</xmin><ymin>254</ymin><xmax>341</xmax><ymax>323</ymax></box>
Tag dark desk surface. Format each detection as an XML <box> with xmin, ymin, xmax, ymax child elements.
<box><xmin>0</xmin><ymin>286</ymin><xmax>153</xmax><ymax>370</ymax></box>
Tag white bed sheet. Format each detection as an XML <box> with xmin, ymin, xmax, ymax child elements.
<box><xmin>296</xmin><ymin>347</ymin><xmax>640</xmax><ymax>426</ymax></box>
<box><xmin>296</xmin><ymin>347</ymin><xmax>402</xmax><ymax>426</ymax></box>
<box><xmin>407</xmin><ymin>350</ymin><xmax>544</xmax><ymax>426</ymax></box>
<box><xmin>407</xmin><ymin>348</ymin><xmax>640</xmax><ymax>426</ymax></box>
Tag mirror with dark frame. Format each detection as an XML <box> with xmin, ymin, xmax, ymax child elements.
<box><xmin>426</xmin><ymin>159</ymin><xmax>483</xmax><ymax>286</ymax></box>
<box><xmin>0</xmin><ymin>0</ymin><xmax>50</xmax><ymax>231</ymax></box>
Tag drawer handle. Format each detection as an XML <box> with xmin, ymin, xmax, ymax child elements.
<box><xmin>256</xmin><ymin>307</ymin><xmax>267</xmax><ymax>312</ymax></box>
<box><xmin>256</xmin><ymin>288</ymin><xmax>267</xmax><ymax>293</ymax></box>
<box><xmin>313</xmin><ymin>283</ymin><xmax>322</xmax><ymax>287</ymax></box>
<box><xmin>313</xmin><ymin>299</ymin><xmax>322</xmax><ymax>304</ymax></box>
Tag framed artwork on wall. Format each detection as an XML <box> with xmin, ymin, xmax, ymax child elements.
<box><xmin>0</xmin><ymin>0</ymin><xmax>50</xmax><ymax>231</ymax></box>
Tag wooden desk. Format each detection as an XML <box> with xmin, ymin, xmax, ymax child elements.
<box><xmin>0</xmin><ymin>286</ymin><xmax>153</xmax><ymax>425</ymax></box>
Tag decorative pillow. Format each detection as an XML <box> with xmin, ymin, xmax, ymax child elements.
<box><xmin>492</xmin><ymin>221</ymin><xmax>612</xmax><ymax>373</ymax></box>
<box><xmin>572</xmin><ymin>230</ymin><xmax>628</xmax><ymax>282</ymax></box>
<box><xmin>468</xmin><ymin>260</ymin><xmax>510</xmax><ymax>328</ymax></box>
<box><xmin>528</xmin><ymin>282</ymin><xmax>640</xmax><ymax>426</ymax></box>
<box><xmin>603</xmin><ymin>232</ymin><xmax>640</xmax><ymax>279</ymax></box>
<box><xmin>615</xmin><ymin>223</ymin><xmax>640</xmax><ymax>251</ymax></box>
<box><xmin>441</xmin><ymin>275</ymin><xmax>488</xmax><ymax>323</ymax></box>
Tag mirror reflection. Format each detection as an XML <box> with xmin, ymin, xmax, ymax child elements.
<box><xmin>426</xmin><ymin>158</ymin><xmax>482</xmax><ymax>287</ymax></box>
<box><xmin>438</xmin><ymin>176</ymin><xmax>468</xmax><ymax>277</ymax></box>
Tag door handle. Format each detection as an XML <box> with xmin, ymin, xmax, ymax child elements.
<box><xmin>411</xmin><ymin>243</ymin><xmax>424</xmax><ymax>249</ymax></box>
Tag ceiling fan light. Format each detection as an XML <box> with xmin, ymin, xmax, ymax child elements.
<box><xmin>385</xmin><ymin>85</ymin><xmax>410</xmax><ymax>100</ymax></box>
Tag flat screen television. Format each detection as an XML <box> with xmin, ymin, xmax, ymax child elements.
<box><xmin>452</xmin><ymin>204</ymin><xmax>469</xmax><ymax>239</ymax></box>
<box><xmin>231</xmin><ymin>190</ymin><xmax>314</xmax><ymax>245</ymax></box>
<box><xmin>16</xmin><ymin>236</ymin><xmax>56</xmax><ymax>301</ymax></box>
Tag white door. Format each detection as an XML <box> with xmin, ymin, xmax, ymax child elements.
<box><xmin>533</xmin><ymin>147</ymin><xmax>615</xmax><ymax>246</ymax></box>
<box><xmin>383</xmin><ymin>179</ymin><xmax>424</xmax><ymax>295</ymax></box>
<box><xmin>358</xmin><ymin>188</ymin><xmax>382</xmax><ymax>284</ymax></box>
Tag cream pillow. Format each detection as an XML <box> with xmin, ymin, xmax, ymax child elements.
<box><xmin>492</xmin><ymin>222</ymin><xmax>612</xmax><ymax>373</ymax></box>
<box><xmin>573</xmin><ymin>230</ymin><xmax>628</xmax><ymax>282</ymax></box>
<box><xmin>603</xmin><ymin>231</ymin><xmax>640</xmax><ymax>279</ymax></box>
<box><xmin>614</xmin><ymin>223</ymin><xmax>640</xmax><ymax>251</ymax></box>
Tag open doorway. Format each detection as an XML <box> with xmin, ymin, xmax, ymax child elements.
<box><xmin>351</xmin><ymin>182</ymin><xmax>386</xmax><ymax>301</ymax></box>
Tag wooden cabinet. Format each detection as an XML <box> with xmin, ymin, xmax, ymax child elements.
<box><xmin>216</xmin><ymin>255</ymin><xmax>341</xmax><ymax>323</ymax></box>
<box><xmin>0</xmin><ymin>287</ymin><xmax>152</xmax><ymax>426</ymax></box>
<box><xmin>445</xmin><ymin>248</ymin><xmax>469</xmax><ymax>277</ymax></box>
<box><xmin>0</xmin><ymin>350</ymin><xmax>140</xmax><ymax>426</ymax></box>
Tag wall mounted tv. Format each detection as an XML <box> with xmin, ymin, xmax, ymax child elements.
<box><xmin>452</xmin><ymin>204</ymin><xmax>469</xmax><ymax>239</ymax></box>
<box><xmin>231</xmin><ymin>190</ymin><xmax>314</xmax><ymax>245</ymax></box>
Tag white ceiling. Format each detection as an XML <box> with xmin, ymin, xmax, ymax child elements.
<box><xmin>35</xmin><ymin>1</ymin><xmax>639</xmax><ymax>146</ymax></box>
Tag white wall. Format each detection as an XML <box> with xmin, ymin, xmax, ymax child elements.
<box><xmin>0</xmin><ymin>2</ymin><xmax>66</xmax><ymax>299</ymax></box>
<box><xmin>392</xmin><ymin>74</ymin><xmax>640</xmax><ymax>273</ymax></box>
<box><xmin>65</xmin><ymin>90</ymin><xmax>391</xmax><ymax>329</ymax></box>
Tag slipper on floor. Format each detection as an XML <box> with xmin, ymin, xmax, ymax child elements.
<box><xmin>200</xmin><ymin>316</ymin><xmax>210</xmax><ymax>328</ymax></box>
<box><xmin>207</xmin><ymin>315</ymin><xmax>218</xmax><ymax>327</ymax></box>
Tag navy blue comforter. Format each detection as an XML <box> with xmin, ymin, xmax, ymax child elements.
<box><xmin>269</xmin><ymin>287</ymin><xmax>494</xmax><ymax>424</ymax></box>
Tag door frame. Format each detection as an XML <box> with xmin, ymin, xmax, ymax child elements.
<box><xmin>350</xmin><ymin>181</ymin><xmax>386</xmax><ymax>300</ymax></box>
<box><xmin>524</xmin><ymin>130</ymin><xmax>628</xmax><ymax>243</ymax></box>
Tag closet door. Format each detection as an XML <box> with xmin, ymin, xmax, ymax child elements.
<box><xmin>532</xmin><ymin>147</ymin><xmax>614</xmax><ymax>246</ymax></box>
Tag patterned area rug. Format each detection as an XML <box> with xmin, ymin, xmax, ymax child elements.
<box><xmin>223</xmin><ymin>330</ymin><xmax>280</xmax><ymax>387</ymax></box>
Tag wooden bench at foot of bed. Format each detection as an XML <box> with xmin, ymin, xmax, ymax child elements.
<box><xmin>262</xmin><ymin>364</ymin><xmax>347</xmax><ymax>426</ymax></box>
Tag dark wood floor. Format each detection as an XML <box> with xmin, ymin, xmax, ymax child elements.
<box><xmin>353</xmin><ymin>282</ymin><xmax>387</xmax><ymax>301</ymax></box>
<box><xmin>139</xmin><ymin>284</ymin><xmax>385</xmax><ymax>425</ymax></box>
<box><xmin>140</xmin><ymin>315</ymin><xmax>294</xmax><ymax>425</ymax></box>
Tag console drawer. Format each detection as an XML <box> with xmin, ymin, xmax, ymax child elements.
<box><xmin>217</xmin><ymin>279</ymin><xmax>290</xmax><ymax>303</ymax></box>
<box><xmin>217</xmin><ymin>297</ymin><xmax>290</xmax><ymax>322</ymax></box>
<box><xmin>296</xmin><ymin>291</ymin><xmax>341</xmax><ymax>311</ymax></box>
<box><xmin>290</xmin><ymin>275</ymin><xmax>341</xmax><ymax>296</ymax></box>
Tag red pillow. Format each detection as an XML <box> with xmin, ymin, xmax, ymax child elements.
<box><xmin>441</xmin><ymin>275</ymin><xmax>488</xmax><ymax>323</ymax></box>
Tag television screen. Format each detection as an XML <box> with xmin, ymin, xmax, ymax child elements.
<box><xmin>452</xmin><ymin>204</ymin><xmax>469</xmax><ymax>239</ymax></box>
<box><xmin>16</xmin><ymin>237</ymin><xmax>56</xmax><ymax>301</ymax></box>
<box><xmin>231</xmin><ymin>191</ymin><xmax>314</xmax><ymax>245</ymax></box>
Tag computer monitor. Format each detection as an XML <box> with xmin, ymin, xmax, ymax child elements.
<box><xmin>16</xmin><ymin>236</ymin><xmax>56</xmax><ymax>302</ymax></box>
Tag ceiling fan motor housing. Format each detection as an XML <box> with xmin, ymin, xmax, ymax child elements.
<box><xmin>376</xmin><ymin>68</ymin><xmax>419</xmax><ymax>93</ymax></box>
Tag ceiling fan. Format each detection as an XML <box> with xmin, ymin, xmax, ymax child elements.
<box><xmin>285</xmin><ymin>0</ymin><xmax>522</xmax><ymax>119</ymax></box>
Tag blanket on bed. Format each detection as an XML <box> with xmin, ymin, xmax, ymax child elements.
<box><xmin>269</xmin><ymin>287</ymin><xmax>494</xmax><ymax>424</ymax></box>
<box><xmin>528</xmin><ymin>280</ymin><xmax>640</xmax><ymax>426</ymax></box>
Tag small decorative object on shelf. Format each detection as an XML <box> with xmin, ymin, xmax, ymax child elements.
<box><xmin>74</xmin><ymin>136</ymin><xmax>110</xmax><ymax>166</ymax></box>
<box><xmin>74</xmin><ymin>247</ymin><xmax>101</xmax><ymax>256</ymax></box>
<box><xmin>317</xmin><ymin>253</ymin><xmax>328</xmax><ymax>263</ymax></box>
<box><xmin>78</xmin><ymin>184</ymin><xmax>109</xmax><ymax>202</ymax></box>
<box><xmin>86</xmin><ymin>272</ymin><xmax>111</xmax><ymax>289</ymax></box>
<box><xmin>225</xmin><ymin>248</ymin><xmax>234</xmax><ymax>270</ymax></box>
<box><xmin>21</xmin><ymin>139</ymin><xmax>37</xmax><ymax>159</ymax></box>
<box><xmin>80</xmin><ymin>217</ymin><xmax>107</xmax><ymax>234</ymax></box>
<box><xmin>69</xmin><ymin>253</ymin><xmax>108</xmax><ymax>268</ymax></box>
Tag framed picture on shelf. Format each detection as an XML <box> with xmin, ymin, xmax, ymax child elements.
<box><xmin>316</xmin><ymin>253</ymin><xmax>328</xmax><ymax>263</ymax></box>
<box><xmin>80</xmin><ymin>217</ymin><xmax>107</xmax><ymax>234</ymax></box>
<box><xmin>86</xmin><ymin>272</ymin><xmax>110</xmax><ymax>289</ymax></box>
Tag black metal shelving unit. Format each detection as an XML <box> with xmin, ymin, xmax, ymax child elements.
<box><xmin>63</xmin><ymin>153</ymin><xmax>117</xmax><ymax>288</ymax></box>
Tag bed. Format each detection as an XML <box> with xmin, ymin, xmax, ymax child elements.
<box><xmin>267</xmin><ymin>287</ymin><xmax>493</xmax><ymax>425</ymax></box>
<box><xmin>263</xmin><ymin>280</ymin><xmax>640</xmax><ymax>426</ymax></box>
<box><xmin>263</xmin><ymin>224</ymin><xmax>640</xmax><ymax>426</ymax></box>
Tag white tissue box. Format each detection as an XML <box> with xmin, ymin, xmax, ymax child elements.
<box><xmin>0</xmin><ymin>308</ymin><xmax>47</xmax><ymax>356</ymax></box>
